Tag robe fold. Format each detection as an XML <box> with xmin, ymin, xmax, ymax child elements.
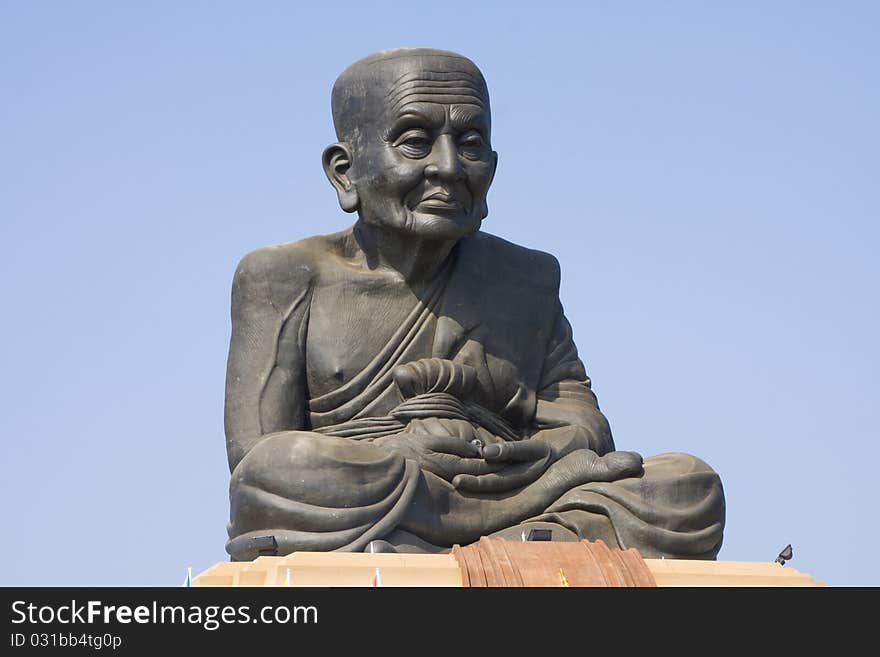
<box><xmin>225</xmin><ymin>231</ymin><xmax>725</xmax><ymax>560</ymax></box>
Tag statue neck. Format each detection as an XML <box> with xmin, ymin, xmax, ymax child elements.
<box><xmin>352</xmin><ymin>220</ymin><xmax>459</xmax><ymax>285</ymax></box>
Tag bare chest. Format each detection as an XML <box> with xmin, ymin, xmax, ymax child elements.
<box><xmin>305</xmin><ymin>280</ymin><xmax>426</xmax><ymax>397</ymax></box>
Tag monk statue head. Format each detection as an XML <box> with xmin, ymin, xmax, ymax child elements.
<box><xmin>322</xmin><ymin>48</ymin><xmax>498</xmax><ymax>242</ymax></box>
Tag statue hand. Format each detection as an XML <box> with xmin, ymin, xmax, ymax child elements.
<box><xmin>403</xmin><ymin>417</ymin><xmax>503</xmax><ymax>448</ymax></box>
<box><xmin>451</xmin><ymin>444</ymin><xmax>644</xmax><ymax>494</ymax></box>
<box><xmin>373</xmin><ymin>431</ymin><xmax>503</xmax><ymax>483</ymax></box>
<box><xmin>451</xmin><ymin>440</ymin><xmax>552</xmax><ymax>493</ymax></box>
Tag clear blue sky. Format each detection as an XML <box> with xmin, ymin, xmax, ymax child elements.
<box><xmin>2</xmin><ymin>1</ymin><xmax>877</xmax><ymax>586</ymax></box>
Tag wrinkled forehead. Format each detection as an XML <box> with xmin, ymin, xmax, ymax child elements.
<box><xmin>332</xmin><ymin>53</ymin><xmax>491</xmax><ymax>141</ymax></box>
<box><xmin>384</xmin><ymin>57</ymin><xmax>488</xmax><ymax>114</ymax></box>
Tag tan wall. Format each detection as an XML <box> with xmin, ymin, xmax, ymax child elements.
<box><xmin>193</xmin><ymin>541</ymin><xmax>823</xmax><ymax>587</ymax></box>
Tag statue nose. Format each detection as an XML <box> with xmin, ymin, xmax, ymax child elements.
<box><xmin>424</xmin><ymin>136</ymin><xmax>465</xmax><ymax>182</ymax></box>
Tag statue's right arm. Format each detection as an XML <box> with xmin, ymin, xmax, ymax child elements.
<box><xmin>224</xmin><ymin>246</ymin><xmax>313</xmax><ymax>472</ymax></box>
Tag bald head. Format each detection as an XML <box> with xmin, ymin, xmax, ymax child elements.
<box><xmin>331</xmin><ymin>48</ymin><xmax>491</xmax><ymax>147</ymax></box>
<box><xmin>323</xmin><ymin>48</ymin><xmax>497</xmax><ymax>237</ymax></box>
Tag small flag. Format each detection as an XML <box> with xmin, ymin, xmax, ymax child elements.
<box><xmin>182</xmin><ymin>566</ymin><xmax>192</xmax><ymax>588</ymax></box>
<box><xmin>371</xmin><ymin>567</ymin><xmax>382</xmax><ymax>587</ymax></box>
<box><xmin>558</xmin><ymin>569</ymin><xmax>570</xmax><ymax>587</ymax></box>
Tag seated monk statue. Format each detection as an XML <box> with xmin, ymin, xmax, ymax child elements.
<box><xmin>224</xmin><ymin>48</ymin><xmax>725</xmax><ymax>560</ymax></box>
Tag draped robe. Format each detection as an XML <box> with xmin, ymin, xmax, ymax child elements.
<box><xmin>224</xmin><ymin>229</ymin><xmax>725</xmax><ymax>560</ymax></box>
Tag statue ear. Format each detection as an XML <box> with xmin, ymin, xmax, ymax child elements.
<box><xmin>322</xmin><ymin>142</ymin><xmax>359</xmax><ymax>213</ymax></box>
<box><xmin>477</xmin><ymin>150</ymin><xmax>499</xmax><ymax>219</ymax></box>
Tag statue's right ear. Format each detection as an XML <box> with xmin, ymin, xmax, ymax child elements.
<box><xmin>322</xmin><ymin>142</ymin><xmax>359</xmax><ymax>213</ymax></box>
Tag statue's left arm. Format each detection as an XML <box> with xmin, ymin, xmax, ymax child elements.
<box><xmin>531</xmin><ymin>307</ymin><xmax>615</xmax><ymax>455</ymax></box>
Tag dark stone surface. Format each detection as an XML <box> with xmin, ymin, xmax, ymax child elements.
<box><xmin>224</xmin><ymin>48</ymin><xmax>725</xmax><ymax>560</ymax></box>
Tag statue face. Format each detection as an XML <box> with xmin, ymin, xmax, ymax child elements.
<box><xmin>349</xmin><ymin>58</ymin><xmax>497</xmax><ymax>240</ymax></box>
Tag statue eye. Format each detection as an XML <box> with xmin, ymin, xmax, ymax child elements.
<box><xmin>393</xmin><ymin>130</ymin><xmax>432</xmax><ymax>158</ymax></box>
<box><xmin>458</xmin><ymin>132</ymin><xmax>486</xmax><ymax>159</ymax></box>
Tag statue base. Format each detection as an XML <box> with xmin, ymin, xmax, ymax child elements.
<box><xmin>193</xmin><ymin>538</ymin><xmax>822</xmax><ymax>587</ymax></box>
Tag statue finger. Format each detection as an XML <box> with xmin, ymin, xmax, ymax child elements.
<box><xmin>452</xmin><ymin>459</ymin><xmax>548</xmax><ymax>493</ymax></box>
<box><xmin>421</xmin><ymin>434</ymin><xmax>482</xmax><ymax>458</ymax></box>
<box><xmin>424</xmin><ymin>454</ymin><xmax>502</xmax><ymax>481</ymax></box>
<box><xmin>440</xmin><ymin>454</ymin><xmax>504</xmax><ymax>476</ymax></box>
<box><xmin>481</xmin><ymin>440</ymin><xmax>550</xmax><ymax>463</ymax></box>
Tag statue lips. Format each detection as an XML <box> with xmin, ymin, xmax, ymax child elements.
<box><xmin>416</xmin><ymin>191</ymin><xmax>466</xmax><ymax>214</ymax></box>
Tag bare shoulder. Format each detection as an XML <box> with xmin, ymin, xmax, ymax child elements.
<box><xmin>232</xmin><ymin>228</ymin><xmax>351</xmax><ymax>302</ymax></box>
